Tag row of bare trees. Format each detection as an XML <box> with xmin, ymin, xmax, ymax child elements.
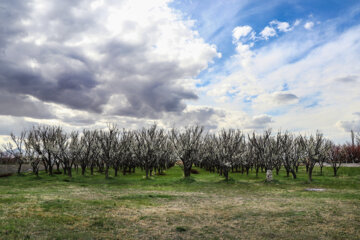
<box><xmin>2</xmin><ymin>125</ymin><xmax>359</xmax><ymax>182</ymax></box>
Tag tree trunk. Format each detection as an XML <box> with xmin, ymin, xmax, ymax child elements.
<box><xmin>81</xmin><ymin>166</ymin><xmax>86</xmax><ymax>176</ymax></box>
<box><xmin>184</xmin><ymin>167</ymin><xmax>191</xmax><ymax>178</ymax></box>
<box><xmin>286</xmin><ymin>169</ymin><xmax>290</xmax><ymax>177</ymax></box>
<box><xmin>224</xmin><ymin>170</ymin><xmax>229</xmax><ymax>181</ymax></box>
<box><xmin>17</xmin><ymin>163</ymin><xmax>22</xmax><ymax>175</ymax></box>
<box><xmin>246</xmin><ymin>167</ymin><xmax>249</xmax><ymax>175</ymax></box>
<box><xmin>333</xmin><ymin>167</ymin><xmax>337</xmax><ymax>177</ymax></box>
<box><xmin>256</xmin><ymin>167</ymin><xmax>259</xmax><ymax>177</ymax></box>
<box><xmin>43</xmin><ymin>160</ymin><xmax>48</xmax><ymax>173</ymax></box>
<box><xmin>145</xmin><ymin>168</ymin><xmax>149</xmax><ymax>179</ymax></box>
<box><xmin>105</xmin><ymin>165</ymin><xmax>109</xmax><ymax>179</ymax></box>
<box><xmin>90</xmin><ymin>165</ymin><xmax>94</xmax><ymax>175</ymax></box>
<box><xmin>308</xmin><ymin>167</ymin><xmax>313</xmax><ymax>182</ymax></box>
<box><xmin>320</xmin><ymin>166</ymin><xmax>323</xmax><ymax>175</ymax></box>
<box><xmin>48</xmin><ymin>164</ymin><xmax>53</xmax><ymax>175</ymax></box>
<box><xmin>114</xmin><ymin>167</ymin><xmax>118</xmax><ymax>177</ymax></box>
<box><xmin>276</xmin><ymin>168</ymin><xmax>280</xmax><ymax>176</ymax></box>
<box><xmin>291</xmin><ymin>170</ymin><xmax>297</xmax><ymax>179</ymax></box>
<box><xmin>68</xmin><ymin>167</ymin><xmax>72</xmax><ymax>178</ymax></box>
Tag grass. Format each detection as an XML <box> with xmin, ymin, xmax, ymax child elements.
<box><xmin>0</xmin><ymin>166</ymin><xmax>359</xmax><ymax>239</ymax></box>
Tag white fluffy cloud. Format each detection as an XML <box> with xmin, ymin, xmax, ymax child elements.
<box><xmin>260</xmin><ymin>26</ymin><xmax>277</xmax><ymax>40</ymax></box>
<box><xmin>270</xmin><ymin>20</ymin><xmax>291</xmax><ymax>32</ymax></box>
<box><xmin>232</xmin><ymin>25</ymin><xmax>253</xmax><ymax>41</ymax></box>
<box><xmin>304</xmin><ymin>21</ymin><xmax>314</xmax><ymax>30</ymax></box>
<box><xmin>203</xmin><ymin>20</ymin><xmax>360</xmax><ymax>142</ymax></box>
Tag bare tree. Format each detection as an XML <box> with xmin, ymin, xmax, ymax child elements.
<box><xmin>134</xmin><ymin>124</ymin><xmax>165</xmax><ymax>179</ymax></box>
<box><xmin>78</xmin><ymin>130</ymin><xmax>97</xmax><ymax>176</ymax></box>
<box><xmin>248</xmin><ymin>130</ymin><xmax>276</xmax><ymax>181</ymax></box>
<box><xmin>98</xmin><ymin>124</ymin><xmax>118</xmax><ymax>179</ymax></box>
<box><xmin>300</xmin><ymin>132</ymin><xmax>325</xmax><ymax>182</ymax></box>
<box><xmin>55</xmin><ymin>131</ymin><xmax>83</xmax><ymax>178</ymax></box>
<box><xmin>215</xmin><ymin>129</ymin><xmax>245</xmax><ymax>181</ymax></box>
<box><xmin>279</xmin><ymin>133</ymin><xmax>303</xmax><ymax>179</ymax></box>
<box><xmin>25</xmin><ymin>131</ymin><xmax>41</xmax><ymax>176</ymax></box>
<box><xmin>170</xmin><ymin>126</ymin><xmax>204</xmax><ymax>178</ymax></box>
<box><xmin>3</xmin><ymin>131</ymin><xmax>26</xmax><ymax>174</ymax></box>
<box><xmin>327</xmin><ymin>143</ymin><xmax>343</xmax><ymax>176</ymax></box>
<box><xmin>30</xmin><ymin>126</ymin><xmax>61</xmax><ymax>175</ymax></box>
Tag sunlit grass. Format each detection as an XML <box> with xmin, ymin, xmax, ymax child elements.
<box><xmin>0</xmin><ymin>166</ymin><xmax>359</xmax><ymax>239</ymax></box>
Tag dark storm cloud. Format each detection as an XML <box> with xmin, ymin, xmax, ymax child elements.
<box><xmin>0</xmin><ymin>56</ymin><xmax>106</xmax><ymax>113</ymax></box>
<box><xmin>0</xmin><ymin>0</ymin><xmax>30</xmax><ymax>49</ymax></box>
<box><xmin>61</xmin><ymin>115</ymin><xmax>96</xmax><ymax>126</ymax></box>
<box><xmin>0</xmin><ymin>0</ymin><xmax>217</xmax><ymax>121</ymax></box>
<box><xmin>0</xmin><ymin>91</ymin><xmax>54</xmax><ymax>119</ymax></box>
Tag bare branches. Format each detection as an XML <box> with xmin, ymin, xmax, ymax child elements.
<box><xmin>170</xmin><ymin>125</ymin><xmax>204</xmax><ymax>178</ymax></box>
<box><xmin>3</xmin><ymin>124</ymin><xmax>352</xmax><ymax>182</ymax></box>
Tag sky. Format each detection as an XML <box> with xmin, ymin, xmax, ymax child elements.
<box><xmin>0</xmin><ymin>0</ymin><xmax>360</xmax><ymax>144</ymax></box>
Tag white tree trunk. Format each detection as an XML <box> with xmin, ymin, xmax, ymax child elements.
<box><xmin>266</xmin><ymin>170</ymin><xmax>273</xmax><ymax>182</ymax></box>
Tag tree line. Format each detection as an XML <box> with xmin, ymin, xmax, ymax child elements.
<box><xmin>1</xmin><ymin>124</ymin><xmax>360</xmax><ymax>182</ymax></box>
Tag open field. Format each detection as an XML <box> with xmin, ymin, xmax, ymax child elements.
<box><xmin>0</xmin><ymin>166</ymin><xmax>360</xmax><ymax>240</ymax></box>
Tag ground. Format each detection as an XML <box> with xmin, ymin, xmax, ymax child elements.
<box><xmin>0</xmin><ymin>166</ymin><xmax>359</xmax><ymax>240</ymax></box>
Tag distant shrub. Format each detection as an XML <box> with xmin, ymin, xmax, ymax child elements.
<box><xmin>190</xmin><ymin>169</ymin><xmax>199</xmax><ymax>174</ymax></box>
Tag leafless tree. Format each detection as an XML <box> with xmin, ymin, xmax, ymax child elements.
<box><xmin>327</xmin><ymin>143</ymin><xmax>343</xmax><ymax>176</ymax></box>
<box><xmin>215</xmin><ymin>129</ymin><xmax>245</xmax><ymax>181</ymax></box>
<box><xmin>300</xmin><ymin>132</ymin><xmax>325</xmax><ymax>182</ymax></box>
<box><xmin>170</xmin><ymin>125</ymin><xmax>204</xmax><ymax>178</ymax></box>
<box><xmin>25</xmin><ymin>131</ymin><xmax>41</xmax><ymax>176</ymax></box>
<box><xmin>29</xmin><ymin>126</ymin><xmax>61</xmax><ymax>175</ymax></box>
<box><xmin>279</xmin><ymin>133</ymin><xmax>304</xmax><ymax>179</ymax></box>
<box><xmin>134</xmin><ymin>124</ymin><xmax>165</xmax><ymax>179</ymax></box>
<box><xmin>55</xmin><ymin>131</ymin><xmax>83</xmax><ymax>178</ymax></box>
<box><xmin>78</xmin><ymin>129</ymin><xmax>97</xmax><ymax>176</ymax></box>
<box><xmin>98</xmin><ymin>124</ymin><xmax>118</xmax><ymax>178</ymax></box>
<box><xmin>248</xmin><ymin>130</ymin><xmax>277</xmax><ymax>181</ymax></box>
<box><xmin>3</xmin><ymin>131</ymin><xmax>26</xmax><ymax>174</ymax></box>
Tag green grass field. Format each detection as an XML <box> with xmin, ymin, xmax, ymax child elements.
<box><xmin>0</xmin><ymin>166</ymin><xmax>359</xmax><ymax>239</ymax></box>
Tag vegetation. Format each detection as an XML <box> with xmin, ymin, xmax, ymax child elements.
<box><xmin>2</xmin><ymin>124</ymin><xmax>359</xmax><ymax>182</ymax></box>
<box><xmin>0</xmin><ymin>166</ymin><xmax>359</xmax><ymax>239</ymax></box>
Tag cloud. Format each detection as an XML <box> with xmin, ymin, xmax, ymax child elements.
<box><xmin>232</xmin><ymin>25</ymin><xmax>253</xmax><ymax>41</ymax></box>
<box><xmin>337</xmin><ymin>120</ymin><xmax>360</xmax><ymax>132</ymax></box>
<box><xmin>304</xmin><ymin>21</ymin><xmax>314</xmax><ymax>30</ymax></box>
<box><xmin>270</xmin><ymin>20</ymin><xmax>291</xmax><ymax>32</ymax></box>
<box><xmin>245</xmin><ymin>115</ymin><xmax>273</xmax><ymax>129</ymax></box>
<box><xmin>335</xmin><ymin>75</ymin><xmax>358</xmax><ymax>83</ymax></box>
<box><xmin>0</xmin><ymin>0</ymin><xmax>219</xmax><ymax>120</ymax></box>
<box><xmin>203</xmin><ymin>15</ymin><xmax>360</xmax><ymax>142</ymax></box>
<box><xmin>273</xmin><ymin>92</ymin><xmax>299</xmax><ymax>103</ymax></box>
<box><xmin>0</xmin><ymin>91</ymin><xmax>54</xmax><ymax>119</ymax></box>
<box><xmin>260</xmin><ymin>26</ymin><xmax>276</xmax><ymax>40</ymax></box>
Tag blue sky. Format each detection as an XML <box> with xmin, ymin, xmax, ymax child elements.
<box><xmin>0</xmin><ymin>0</ymin><xmax>359</xmax><ymax>143</ymax></box>
<box><xmin>170</xmin><ymin>0</ymin><xmax>360</xmax><ymax>142</ymax></box>
<box><xmin>171</xmin><ymin>0</ymin><xmax>360</xmax><ymax>70</ymax></box>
